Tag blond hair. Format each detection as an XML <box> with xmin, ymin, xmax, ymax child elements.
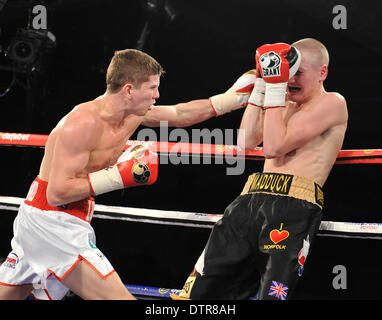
<box><xmin>106</xmin><ymin>49</ymin><xmax>164</xmax><ymax>93</ymax></box>
<box><xmin>292</xmin><ymin>38</ymin><xmax>329</xmax><ymax>67</ymax></box>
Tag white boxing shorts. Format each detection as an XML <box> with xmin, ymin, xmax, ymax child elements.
<box><xmin>0</xmin><ymin>178</ymin><xmax>115</xmax><ymax>300</ymax></box>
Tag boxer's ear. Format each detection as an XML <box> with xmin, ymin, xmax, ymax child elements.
<box><xmin>121</xmin><ymin>83</ymin><xmax>133</xmax><ymax>98</ymax></box>
<box><xmin>319</xmin><ymin>64</ymin><xmax>328</xmax><ymax>82</ymax></box>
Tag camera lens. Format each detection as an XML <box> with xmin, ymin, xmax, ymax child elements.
<box><xmin>13</xmin><ymin>41</ymin><xmax>33</xmax><ymax>60</ymax></box>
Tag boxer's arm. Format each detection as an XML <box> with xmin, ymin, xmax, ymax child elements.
<box><xmin>46</xmin><ymin>112</ymin><xmax>100</xmax><ymax>206</ymax></box>
<box><xmin>237</xmin><ymin>103</ymin><xmax>265</xmax><ymax>150</ymax></box>
<box><xmin>237</xmin><ymin>75</ymin><xmax>266</xmax><ymax>150</ymax></box>
<box><xmin>263</xmin><ymin>93</ymin><xmax>348</xmax><ymax>158</ymax></box>
<box><xmin>142</xmin><ymin>100</ymin><xmax>214</xmax><ymax>127</ymax></box>
<box><xmin>142</xmin><ymin>70</ymin><xmax>256</xmax><ymax>127</ymax></box>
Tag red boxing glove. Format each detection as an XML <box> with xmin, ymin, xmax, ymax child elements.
<box><xmin>117</xmin><ymin>145</ymin><xmax>158</xmax><ymax>187</ymax></box>
<box><xmin>88</xmin><ymin>144</ymin><xmax>158</xmax><ymax>196</ymax></box>
<box><xmin>256</xmin><ymin>43</ymin><xmax>301</xmax><ymax>108</ymax></box>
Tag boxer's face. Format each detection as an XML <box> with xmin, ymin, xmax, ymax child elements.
<box><xmin>287</xmin><ymin>61</ymin><xmax>313</xmax><ymax>103</ymax></box>
<box><xmin>128</xmin><ymin>74</ymin><xmax>160</xmax><ymax>116</ymax></box>
<box><xmin>287</xmin><ymin>50</ymin><xmax>326</xmax><ymax>104</ymax></box>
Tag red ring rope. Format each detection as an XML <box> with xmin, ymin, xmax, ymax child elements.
<box><xmin>0</xmin><ymin>131</ymin><xmax>381</xmax><ymax>164</ymax></box>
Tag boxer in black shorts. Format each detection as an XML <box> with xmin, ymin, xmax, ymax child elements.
<box><xmin>173</xmin><ymin>39</ymin><xmax>348</xmax><ymax>300</ymax></box>
<box><xmin>176</xmin><ymin>173</ymin><xmax>323</xmax><ymax>300</ymax></box>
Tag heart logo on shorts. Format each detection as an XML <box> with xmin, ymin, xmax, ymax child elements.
<box><xmin>270</xmin><ymin>224</ymin><xmax>289</xmax><ymax>244</ymax></box>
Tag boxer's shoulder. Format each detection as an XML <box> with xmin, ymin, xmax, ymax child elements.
<box><xmin>65</xmin><ymin>102</ymin><xmax>103</xmax><ymax>130</ymax></box>
<box><xmin>320</xmin><ymin>91</ymin><xmax>346</xmax><ymax>105</ymax></box>
<box><xmin>300</xmin><ymin>91</ymin><xmax>347</xmax><ymax>116</ymax></box>
<box><xmin>55</xmin><ymin>103</ymin><xmax>102</xmax><ymax>150</ymax></box>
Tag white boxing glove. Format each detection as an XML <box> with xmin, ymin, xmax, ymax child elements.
<box><xmin>209</xmin><ymin>70</ymin><xmax>256</xmax><ymax>116</ymax></box>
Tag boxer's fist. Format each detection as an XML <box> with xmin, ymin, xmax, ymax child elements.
<box><xmin>257</xmin><ymin>43</ymin><xmax>301</xmax><ymax>83</ymax></box>
<box><xmin>88</xmin><ymin>144</ymin><xmax>158</xmax><ymax>196</ymax></box>
<box><xmin>209</xmin><ymin>70</ymin><xmax>256</xmax><ymax>116</ymax></box>
<box><xmin>256</xmin><ymin>43</ymin><xmax>301</xmax><ymax>108</ymax></box>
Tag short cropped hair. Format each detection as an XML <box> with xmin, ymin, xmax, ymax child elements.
<box><xmin>292</xmin><ymin>38</ymin><xmax>330</xmax><ymax>67</ymax></box>
<box><xmin>106</xmin><ymin>49</ymin><xmax>164</xmax><ymax>93</ymax></box>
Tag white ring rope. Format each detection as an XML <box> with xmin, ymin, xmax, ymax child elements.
<box><xmin>1</xmin><ymin>196</ymin><xmax>381</xmax><ymax>239</ymax></box>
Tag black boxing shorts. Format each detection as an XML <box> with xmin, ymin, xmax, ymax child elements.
<box><xmin>174</xmin><ymin>172</ymin><xmax>324</xmax><ymax>300</ymax></box>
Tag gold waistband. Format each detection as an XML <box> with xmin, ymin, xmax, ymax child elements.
<box><xmin>241</xmin><ymin>172</ymin><xmax>324</xmax><ymax>209</ymax></box>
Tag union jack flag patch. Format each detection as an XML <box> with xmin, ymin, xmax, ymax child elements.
<box><xmin>268</xmin><ymin>281</ymin><xmax>288</xmax><ymax>300</ymax></box>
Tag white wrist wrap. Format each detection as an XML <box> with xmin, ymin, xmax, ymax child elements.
<box><xmin>209</xmin><ymin>70</ymin><xmax>256</xmax><ymax>115</ymax></box>
<box><xmin>248</xmin><ymin>78</ymin><xmax>266</xmax><ymax>107</ymax></box>
<box><xmin>88</xmin><ymin>166</ymin><xmax>123</xmax><ymax>196</ymax></box>
<box><xmin>209</xmin><ymin>87</ymin><xmax>240</xmax><ymax>116</ymax></box>
<box><xmin>264</xmin><ymin>82</ymin><xmax>288</xmax><ymax>108</ymax></box>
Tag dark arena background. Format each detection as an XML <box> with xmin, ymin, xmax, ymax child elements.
<box><xmin>0</xmin><ymin>0</ymin><xmax>381</xmax><ymax>301</ymax></box>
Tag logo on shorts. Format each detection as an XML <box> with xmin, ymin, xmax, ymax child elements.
<box><xmin>264</xmin><ymin>223</ymin><xmax>289</xmax><ymax>250</ymax></box>
<box><xmin>268</xmin><ymin>281</ymin><xmax>288</xmax><ymax>300</ymax></box>
<box><xmin>259</xmin><ymin>51</ymin><xmax>281</xmax><ymax>77</ymax></box>
<box><xmin>315</xmin><ymin>184</ymin><xmax>324</xmax><ymax>207</ymax></box>
<box><xmin>249</xmin><ymin>173</ymin><xmax>292</xmax><ymax>195</ymax></box>
<box><xmin>3</xmin><ymin>252</ymin><xmax>19</xmax><ymax>269</ymax></box>
<box><xmin>96</xmin><ymin>251</ymin><xmax>105</xmax><ymax>261</ymax></box>
<box><xmin>88</xmin><ymin>238</ymin><xmax>97</xmax><ymax>249</ymax></box>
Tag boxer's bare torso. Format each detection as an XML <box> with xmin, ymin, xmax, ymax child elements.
<box><xmin>39</xmin><ymin>101</ymin><xmax>143</xmax><ymax>182</ymax></box>
<box><xmin>263</xmin><ymin>93</ymin><xmax>347</xmax><ymax>186</ymax></box>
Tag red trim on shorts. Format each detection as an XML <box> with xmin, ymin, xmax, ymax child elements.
<box><xmin>47</xmin><ymin>255</ymin><xmax>115</xmax><ymax>282</ymax></box>
<box><xmin>0</xmin><ymin>281</ymin><xmax>33</xmax><ymax>287</ymax></box>
<box><xmin>24</xmin><ymin>177</ymin><xmax>95</xmax><ymax>223</ymax></box>
<box><xmin>43</xmin><ymin>288</ymin><xmax>53</xmax><ymax>300</ymax></box>
<box><xmin>80</xmin><ymin>255</ymin><xmax>115</xmax><ymax>279</ymax></box>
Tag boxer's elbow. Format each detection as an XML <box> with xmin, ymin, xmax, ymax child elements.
<box><xmin>263</xmin><ymin>145</ymin><xmax>283</xmax><ymax>159</ymax></box>
<box><xmin>264</xmin><ymin>142</ymin><xmax>300</xmax><ymax>159</ymax></box>
<box><xmin>238</xmin><ymin>141</ymin><xmax>261</xmax><ymax>153</ymax></box>
<box><xmin>263</xmin><ymin>150</ymin><xmax>278</xmax><ymax>159</ymax></box>
<box><xmin>46</xmin><ymin>187</ymin><xmax>66</xmax><ymax>207</ymax></box>
<box><xmin>46</xmin><ymin>194</ymin><xmax>63</xmax><ymax>207</ymax></box>
<box><xmin>237</xmin><ymin>131</ymin><xmax>262</xmax><ymax>151</ymax></box>
<box><xmin>262</xmin><ymin>136</ymin><xmax>291</xmax><ymax>159</ymax></box>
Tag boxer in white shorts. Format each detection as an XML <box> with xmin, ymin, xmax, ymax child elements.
<box><xmin>0</xmin><ymin>178</ymin><xmax>113</xmax><ymax>300</ymax></box>
<box><xmin>0</xmin><ymin>49</ymin><xmax>256</xmax><ymax>300</ymax></box>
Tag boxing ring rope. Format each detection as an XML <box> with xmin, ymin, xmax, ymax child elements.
<box><xmin>2</xmin><ymin>195</ymin><xmax>382</xmax><ymax>239</ymax></box>
<box><xmin>1</xmin><ymin>131</ymin><xmax>382</xmax><ymax>164</ymax></box>
<box><xmin>1</xmin><ymin>131</ymin><xmax>382</xmax><ymax>299</ymax></box>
